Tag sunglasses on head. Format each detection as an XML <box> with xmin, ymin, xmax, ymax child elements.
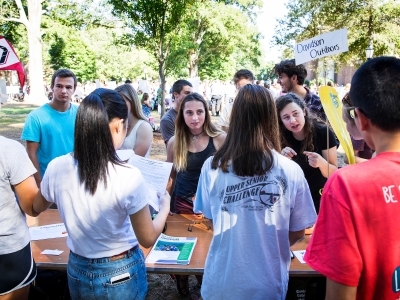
<box><xmin>342</xmin><ymin>94</ymin><xmax>352</xmax><ymax>107</ymax></box>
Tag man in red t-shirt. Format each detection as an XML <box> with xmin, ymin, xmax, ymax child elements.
<box><xmin>305</xmin><ymin>56</ymin><xmax>400</xmax><ymax>299</ymax></box>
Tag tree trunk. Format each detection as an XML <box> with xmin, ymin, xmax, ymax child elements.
<box><xmin>26</xmin><ymin>0</ymin><xmax>46</xmax><ymax>103</ymax></box>
<box><xmin>189</xmin><ymin>49</ymin><xmax>199</xmax><ymax>78</ymax></box>
<box><xmin>158</xmin><ymin>60</ymin><xmax>166</xmax><ymax>117</ymax></box>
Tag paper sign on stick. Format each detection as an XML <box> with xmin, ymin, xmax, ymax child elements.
<box><xmin>319</xmin><ymin>86</ymin><xmax>355</xmax><ymax>165</ymax></box>
<box><xmin>295</xmin><ymin>29</ymin><xmax>348</xmax><ymax>65</ymax></box>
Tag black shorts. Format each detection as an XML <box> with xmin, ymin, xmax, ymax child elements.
<box><xmin>0</xmin><ymin>242</ymin><xmax>37</xmax><ymax>295</ymax></box>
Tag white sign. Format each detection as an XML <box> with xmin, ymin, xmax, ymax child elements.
<box><xmin>187</xmin><ymin>77</ymin><xmax>200</xmax><ymax>93</ymax></box>
<box><xmin>294</xmin><ymin>28</ymin><xmax>348</xmax><ymax>65</ymax></box>
<box><xmin>0</xmin><ymin>38</ymin><xmax>20</xmax><ymax>67</ymax></box>
<box><xmin>138</xmin><ymin>80</ymin><xmax>149</xmax><ymax>93</ymax></box>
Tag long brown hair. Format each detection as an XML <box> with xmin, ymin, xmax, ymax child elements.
<box><xmin>275</xmin><ymin>93</ymin><xmax>322</xmax><ymax>153</ymax></box>
<box><xmin>211</xmin><ymin>84</ymin><xmax>280</xmax><ymax>176</ymax></box>
<box><xmin>174</xmin><ymin>93</ymin><xmax>222</xmax><ymax>171</ymax></box>
<box><xmin>115</xmin><ymin>84</ymin><xmax>146</xmax><ymax>121</ymax></box>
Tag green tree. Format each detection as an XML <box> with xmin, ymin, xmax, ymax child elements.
<box><xmin>48</xmin><ymin>30</ymin><xmax>97</xmax><ymax>82</ymax></box>
<box><xmin>84</xmin><ymin>27</ymin><xmax>157</xmax><ymax>82</ymax></box>
<box><xmin>107</xmin><ymin>0</ymin><xmax>196</xmax><ymax>116</ymax></box>
<box><xmin>1</xmin><ymin>0</ymin><xmax>46</xmax><ymax>102</ymax></box>
<box><xmin>256</xmin><ymin>61</ymin><xmax>278</xmax><ymax>82</ymax></box>
<box><xmin>168</xmin><ymin>1</ymin><xmax>261</xmax><ymax>79</ymax></box>
<box><xmin>273</xmin><ymin>0</ymin><xmax>400</xmax><ymax>64</ymax></box>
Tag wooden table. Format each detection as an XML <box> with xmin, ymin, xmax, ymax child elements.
<box><xmin>27</xmin><ymin>210</ymin><xmax>320</xmax><ymax>276</ymax></box>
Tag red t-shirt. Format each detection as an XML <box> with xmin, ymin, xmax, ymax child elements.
<box><xmin>305</xmin><ymin>152</ymin><xmax>400</xmax><ymax>300</ymax></box>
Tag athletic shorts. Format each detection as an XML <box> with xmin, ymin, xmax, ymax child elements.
<box><xmin>0</xmin><ymin>242</ymin><xmax>37</xmax><ymax>295</ymax></box>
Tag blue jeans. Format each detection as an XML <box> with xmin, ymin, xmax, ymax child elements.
<box><xmin>67</xmin><ymin>246</ymin><xmax>148</xmax><ymax>300</ymax></box>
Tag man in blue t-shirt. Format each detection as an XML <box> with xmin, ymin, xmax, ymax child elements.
<box><xmin>22</xmin><ymin>69</ymin><xmax>78</xmax><ymax>185</ymax></box>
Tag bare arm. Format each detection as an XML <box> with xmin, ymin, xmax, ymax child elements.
<box><xmin>320</xmin><ymin>146</ymin><xmax>338</xmax><ymax>178</ymax></box>
<box><xmin>144</xmin><ymin>100</ymin><xmax>152</xmax><ymax>108</ymax></box>
<box><xmin>289</xmin><ymin>229</ymin><xmax>305</xmax><ymax>246</ymax></box>
<box><xmin>344</xmin><ymin>155</ymin><xmax>368</xmax><ymax>164</ymax></box>
<box><xmin>304</xmin><ymin>146</ymin><xmax>338</xmax><ymax>178</ymax></box>
<box><xmin>14</xmin><ymin>176</ymin><xmax>39</xmax><ymax>217</ymax></box>
<box><xmin>133</xmin><ymin>121</ymin><xmax>153</xmax><ymax>157</ymax></box>
<box><xmin>213</xmin><ymin>133</ymin><xmax>227</xmax><ymax>150</ymax></box>
<box><xmin>26</xmin><ymin>141</ymin><xmax>41</xmax><ymax>186</ymax></box>
<box><xmin>130</xmin><ymin>192</ymin><xmax>170</xmax><ymax>248</ymax></box>
<box><xmin>166</xmin><ymin>137</ymin><xmax>176</xmax><ymax>195</ymax></box>
<box><xmin>326</xmin><ymin>278</ymin><xmax>357</xmax><ymax>300</ymax></box>
<box><xmin>33</xmin><ymin>190</ymin><xmax>53</xmax><ymax>214</ymax></box>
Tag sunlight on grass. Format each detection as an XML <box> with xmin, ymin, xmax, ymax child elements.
<box><xmin>0</xmin><ymin>104</ymin><xmax>38</xmax><ymax>139</ymax></box>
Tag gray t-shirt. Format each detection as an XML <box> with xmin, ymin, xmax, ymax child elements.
<box><xmin>0</xmin><ymin>136</ymin><xmax>37</xmax><ymax>254</ymax></box>
<box><xmin>160</xmin><ymin>108</ymin><xmax>177</xmax><ymax>144</ymax></box>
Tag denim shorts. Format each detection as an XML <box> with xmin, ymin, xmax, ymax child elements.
<box><xmin>67</xmin><ymin>246</ymin><xmax>148</xmax><ymax>300</ymax></box>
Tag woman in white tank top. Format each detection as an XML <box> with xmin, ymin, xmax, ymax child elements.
<box><xmin>115</xmin><ymin>84</ymin><xmax>153</xmax><ymax>157</ymax></box>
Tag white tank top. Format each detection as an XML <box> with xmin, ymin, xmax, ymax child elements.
<box><xmin>119</xmin><ymin>120</ymin><xmax>151</xmax><ymax>157</ymax></box>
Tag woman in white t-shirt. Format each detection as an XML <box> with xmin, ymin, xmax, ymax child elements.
<box><xmin>115</xmin><ymin>84</ymin><xmax>153</xmax><ymax>157</ymax></box>
<box><xmin>0</xmin><ymin>137</ymin><xmax>39</xmax><ymax>299</ymax></box>
<box><xmin>33</xmin><ymin>88</ymin><xmax>170</xmax><ymax>300</ymax></box>
<box><xmin>194</xmin><ymin>84</ymin><xmax>316</xmax><ymax>300</ymax></box>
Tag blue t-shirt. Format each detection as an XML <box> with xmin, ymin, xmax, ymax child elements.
<box><xmin>21</xmin><ymin>103</ymin><xmax>78</xmax><ymax>177</ymax></box>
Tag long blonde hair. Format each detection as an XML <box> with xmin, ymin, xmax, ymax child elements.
<box><xmin>174</xmin><ymin>93</ymin><xmax>222</xmax><ymax>171</ymax></box>
<box><xmin>115</xmin><ymin>84</ymin><xmax>147</xmax><ymax>121</ymax></box>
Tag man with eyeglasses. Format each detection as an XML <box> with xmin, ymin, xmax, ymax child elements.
<box><xmin>305</xmin><ymin>56</ymin><xmax>400</xmax><ymax>299</ymax></box>
<box><xmin>22</xmin><ymin>69</ymin><xmax>78</xmax><ymax>186</ymax></box>
<box><xmin>342</xmin><ymin>93</ymin><xmax>373</xmax><ymax>161</ymax></box>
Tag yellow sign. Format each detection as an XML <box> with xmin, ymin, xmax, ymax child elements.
<box><xmin>319</xmin><ymin>86</ymin><xmax>356</xmax><ymax>165</ymax></box>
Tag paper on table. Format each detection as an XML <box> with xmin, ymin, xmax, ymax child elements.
<box><xmin>41</xmin><ymin>249</ymin><xmax>64</xmax><ymax>256</ymax></box>
<box><xmin>29</xmin><ymin>223</ymin><xmax>68</xmax><ymax>241</ymax></box>
<box><xmin>292</xmin><ymin>250</ymin><xmax>306</xmax><ymax>264</ymax></box>
<box><xmin>116</xmin><ymin>150</ymin><xmax>173</xmax><ymax>211</ymax></box>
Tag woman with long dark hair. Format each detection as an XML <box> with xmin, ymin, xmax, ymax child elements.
<box><xmin>194</xmin><ymin>85</ymin><xmax>316</xmax><ymax>299</ymax></box>
<box><xmin>166</xmin><ymin>92</ymin><xmax>225</xmax><ymax>295</ymax></box>
<box><xmin>33</xmin><ymin>88</ymin><xmax>170</xmax><ymax>300</ymax></box>
<box><xmin>276</xmin><ymin>93</ymin><xmax>338</xmax><ymax>213</ymax></box>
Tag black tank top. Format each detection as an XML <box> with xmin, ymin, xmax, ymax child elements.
<box><xmin>175</xmin><ymin>137</ymin><xmax>216</xmax><ymax>201</ymax></box>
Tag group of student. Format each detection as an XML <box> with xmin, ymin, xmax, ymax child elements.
<box><xmin>1</xmin><ymin>56</ymin><xmax>400</xmax><ymax>300</ymax></box>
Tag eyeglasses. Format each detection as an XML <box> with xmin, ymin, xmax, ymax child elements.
<box><xmin>347</xmin><ymin>107</ymin><xmax>356</xmax><ymax>119</ymax></box>
<box><xmin>342</xmin><ymin>93</ymin><xmax>352</xmax><ymax>106</ymax></box>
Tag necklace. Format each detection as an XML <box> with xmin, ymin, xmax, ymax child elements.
<box><xmin>191</xmin><ymin>130</ymin><xmax>204</xmax><ymax>141</ymax></box>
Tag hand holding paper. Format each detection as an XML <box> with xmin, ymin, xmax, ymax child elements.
<box><xmin>117</xmin><ymin>150</ymin><xmax>173</xmax><ymax>211</ymax></box>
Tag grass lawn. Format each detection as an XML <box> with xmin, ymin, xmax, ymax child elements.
<box><xmin>0</xmin><ymin>103</ymin><xmax>39</xmax><ymax>143</ymax></box>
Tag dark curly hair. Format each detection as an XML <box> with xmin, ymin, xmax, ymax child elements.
<box><xmin>274</xmin><ymin>59</ymin><xmax>307</xmax><ymax>85</ymax></box>
<box><xmin>275</xmin><ymin>93</ymin><xmax>324</xmax><ymax>153</ymax></box>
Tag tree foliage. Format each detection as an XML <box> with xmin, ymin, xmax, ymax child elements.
<box><xmin>107</xmin><ymin>0</ymin><xmax>197</xmax><ymax>116</ymax></box>
<box><xmin>48</xmin><ymin>30</ymin><xmax>97</xmax><ymax>82</ymax></box>
<box><xmin>273</xmin><ymin>0</ymin><xmax>400</xmax><ymax>65</ymax></box>
<box><xmin>1</xmin><ymin>0</ymin><xmax>46</xmax><ymax>102</ymax></box>
<box><xmin>163</xmin><ymin>1</ymin><xmax>262</xmax><ymax>79</ymax></box>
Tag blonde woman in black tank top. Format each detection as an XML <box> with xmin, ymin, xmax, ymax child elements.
<box><xmin>166</xmin><ymin>92</ymin><xmax>226</xmax><ymax>296</ymax></box>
